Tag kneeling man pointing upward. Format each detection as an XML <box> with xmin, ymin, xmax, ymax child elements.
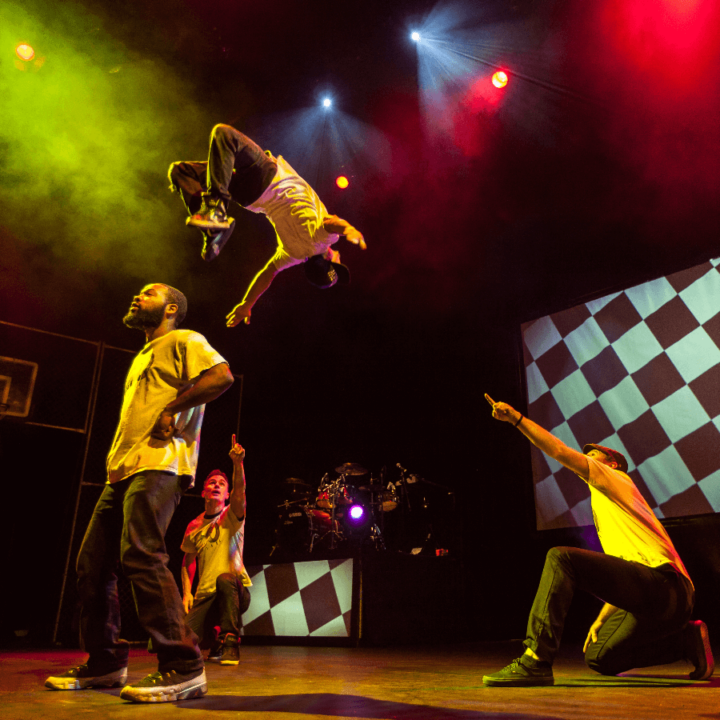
<box><xmin>482</xmin><ymin>394</ymin><xmax>713</xmax><ymax>687</ymax></box>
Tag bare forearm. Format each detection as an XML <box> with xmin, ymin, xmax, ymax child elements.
<box><xmin>596</xmin><ymin>603</ymin><xmax>619</xmax><ymax>623</ymax></box>
<box><xmin>241</xmin><ymin>260</ymin><xmax>278</xmax><ymax>308</ymax></box>
<box><xmin>486</xmin><ymin>394</ymin><xmax>589</xmax><ymax>477</ymax></box>
<box><xmin>516</xmin><ymin>416</ymin><xmax>588</xmax><ymax>476</ymax></box>
<box><xmin>181</xmin><ymin>557</ymin><xmax>196</xmax><ymax>597</ymax></box>
<box><xmin>166</xmin><ymin>364</ymin><xmax>233</xmax><ymax>414</ymax></box>
<box><xmin>323</xmin><ymin>215</ymin><xmax>353</xmax><ymax>234</ymax></box>
<box><xmin>323</xmin><ymin>215</ymin><xmax>366</xmax><ymax>249</ymax></box>
<box><xmin>230</xmin><ymin>461</ymin><xmax>247</xmax><ymax>520</ymax></box>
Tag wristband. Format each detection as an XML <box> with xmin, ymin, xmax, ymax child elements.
<box><xmin>513</xmin><ymin>413</ymin><xmax>524</xmax><ymax>428</ymax></box>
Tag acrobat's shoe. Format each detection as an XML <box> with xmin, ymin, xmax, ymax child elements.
<box><xmin>202</xmin><ymin>218</ymin><xmax>236</xmax><ymax>262</ymax></box>
<box><xmin>45</xmin><ymin>664</ymin><xmax>127</xmax><ymax>690</ymax></box>
<box><xmin>187</xmin><ymin>193</ymin><xmax>231</xmax><ymax>231</ymax></box>
<box><xmin>120</xmin><ymin>668</ymin><xmax>207</xmax><ymax>703</ymax></box>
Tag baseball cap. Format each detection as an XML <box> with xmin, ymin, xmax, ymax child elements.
<box><xmin>304</xmin><ymin>254</ymin><xmax>350</xmax><ymax>289</ymax></box>
<box><xmin>582</xmin><ymin>444</ymin><xmax>628</xmax><ymax>473</ymax></box>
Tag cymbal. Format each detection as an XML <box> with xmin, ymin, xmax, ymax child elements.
<box><xmin>284</xmin><ymin>489</ymin><xmax>311</xmax><ymax>498</ymax></box>
<box><xmin>283</xmin><ymin>477</ymin><xmax>312</xmax><ymax>487</ymax></box>
<box><xmin>335</xmin><ymin>462</ymin><xmax>368</xmax><ymax>476</ymax></box>
<box><xmin>277</xmin><ymin>498</ymin><xmax>308</xmax><ymax>508</ymax></box>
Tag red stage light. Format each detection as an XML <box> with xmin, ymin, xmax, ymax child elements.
<box><xmin>16</xmin><ymin>43</ymin><xmax>35</xmax><ymax>62</ymax></box>
<box><xmin>491</xmin><ymin>71</ymin><xmax>508</xmax><ymax>88</ymax></box>
<box><xmin>336</xmin><ymin>176</ymin><xmax>349</xmax><ymax>189</ymax></box>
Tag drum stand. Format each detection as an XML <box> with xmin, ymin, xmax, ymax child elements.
<box><xmin>365</xmin><ymin>506</ymin><xmax>386</xmax><ymax>551</ymax></box>
<box><xmin>317</xmin><ymin>474</ymin><xmax>348</xmax><ymax>550</ymax></box>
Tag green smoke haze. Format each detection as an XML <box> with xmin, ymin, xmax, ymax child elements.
<box><xmin>0</xmin><ymin>0</ymin><xmax>213</xmax><ymax>280</ymax></box>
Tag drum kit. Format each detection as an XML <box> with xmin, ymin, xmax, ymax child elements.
<box><xmin>272</xmin><ymin>462</ymin><xmax>437</xmax><ymax>557</ymax></box>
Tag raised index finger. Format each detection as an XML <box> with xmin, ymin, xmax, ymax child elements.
<box><xmin>484</xmin><ymin>393</ymin><xmax>496</xmax><ymax>407</ymax></box>
<box><xmin>232</xmin><ymin>434</ymin><xmax>236</xmax><ymax>447</ymax></box>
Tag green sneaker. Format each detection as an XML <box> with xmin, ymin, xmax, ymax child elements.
<box><xmin>220</xmin><ymin>633</ymin><xmax>240</xmax><ymax>665</ymax></box>
<box><xmin>119</xmin><ymin>668</ymin><xmax>207</xmax><ymax>703</ymax></box>
<box><xmin>483</xmin><ymin>656</ymin><xmax>554</xmax><ymax>687</ymax></box>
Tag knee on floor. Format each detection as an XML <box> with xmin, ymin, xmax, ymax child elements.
<box><xmin>585</xmin><ymin>648</ymin><xmax>621</xmax><ymax>676</ymax></box>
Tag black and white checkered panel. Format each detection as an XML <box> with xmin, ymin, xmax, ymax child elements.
<box><xmin>241</xmin><ymin>558</ymin><xmax>354</xmax><ymax>637</ymax></box>
<box><xmin>522</xmin><ymin>258</ymin><xmax>720</xmax><ymax>530</ymax></box>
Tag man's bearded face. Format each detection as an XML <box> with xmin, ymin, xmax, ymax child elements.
<box><xmin>123</xmin><ymin>297</ymin><xmax>168</xmax><ymax>330</ymax></box>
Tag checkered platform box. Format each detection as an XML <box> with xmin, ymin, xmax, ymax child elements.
<box><xmin>241</xmin><ymin>558</ymin><xmax>355</xmax><ymax>638</ymax></box>
<box><xmin>522</xmin><ymin>258</ymin><xmax>720</xmax><ymax>530</ymax></box>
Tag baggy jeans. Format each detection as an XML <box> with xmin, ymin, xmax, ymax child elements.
<box><xmin>76</xmin><ymin>471</ymin><xmax>204</xmax><ymax>675</ymax></box>
<box><xmin>525</xmin><ymin>546</ymin><xmax>694</xmax><ymax>675</ymax></box>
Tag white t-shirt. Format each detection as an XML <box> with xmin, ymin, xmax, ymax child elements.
<box><xmin>582</xmin><ymin>458</ymin><xmax>692</xmax><ymax>586</ymax></box>
<box><xmin>246</xmin><ymin>156</ymin><xmax>339</xmax><ymax>272</ymax></box>
<box><xmin>106</xmin><ymin>330</ymin><xmax>227</xmax><ymax>486</ymax></box>
<box><xmin>181</xmin><ymin>505</ymin><xmax>252</xmax><ymax>600</ymax></box>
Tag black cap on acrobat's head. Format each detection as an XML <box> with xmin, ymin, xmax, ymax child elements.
<box><xmin>304</xmin><ymin>254</ymin><xmax>350</xmax><ymax>289</ymax></box>
<box><xmin>583</xmin><ymin>444</ymin><xmax>628</xmax><ymax>474</ymax></box>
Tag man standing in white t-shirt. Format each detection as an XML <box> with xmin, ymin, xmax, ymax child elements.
<box><xmin>181</xmin><ymin>437</ymin><xmax>251</xmax><ymax>666</ymax></box>
<box><xmin>168</xmin><ymin>124</ymin><xmax>366</xmax><ymax>326</ymax></box>
<box><xmin>481</xmin><ymin>394</ymin><xmax>714</xmax><ymax>687</ymax></box>
<box><xmin>45</xmin><ymin>283</ymin><xmax>234</xmax><ymax>703</ymax></box>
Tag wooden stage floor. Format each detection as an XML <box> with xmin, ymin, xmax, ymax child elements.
<box><xmin>2</xmin><ymin>642</ymin><xmax>718</xmax><ymax>720</ymax></box>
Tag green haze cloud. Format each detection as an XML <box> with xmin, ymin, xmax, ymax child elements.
<box><xmin>0</xmin><ymin>0</ymin><xmax>210</xmax><ymax>279</ymax></box>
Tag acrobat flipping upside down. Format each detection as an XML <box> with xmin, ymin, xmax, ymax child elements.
<box><xmin>169</xmin><ymin>124</ymin><xmax>366</xmax><ymax>326</ymax></box>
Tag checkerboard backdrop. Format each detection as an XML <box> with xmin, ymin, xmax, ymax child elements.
<box><xmin>522</xmin><ymin>257</ymin><xmax>720</xmax><ymax>530</ymax></box>
<box><xmin>241</xmin><ymin>558</ymin><xmax>355</xmax><ymax>638</ymax></box>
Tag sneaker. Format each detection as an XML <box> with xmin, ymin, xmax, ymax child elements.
<box><xmin>483</xmin><ymin>655</ymin><xmax>554</xmax><ymax>687</ymax></box>
<box><xmin>686</xmin><ymin>620</ymin><xmax>714</xmax><ymax>680</ymax></box>
<box><xmin>45</xmin><ymin>664</ymin><xmax>127</xmax><ymax>691</ymax></box>
<box><xmin>220</xmin><ymin>633</ymin><xmax>240</xmax><ymax>665</ymax></box>
<box><xmin>201</xmin><ymin>217</ymin><xmax>236</xmax><ymax>262</ymax></box>
<box><xmin>119</xmin><ymin>668</ymin><xmax>207</xmax><ymax>703</ymax></box>
<box><xmin>186</xmin><ymin>193</ymin><xmax>231</xmax><ymax>231</ymax></box>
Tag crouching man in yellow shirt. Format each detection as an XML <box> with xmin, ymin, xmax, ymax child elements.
<box><xmin>181</xmin><ymin>436</ymin><xmax>252</xmax><ymax>665</ymax></box>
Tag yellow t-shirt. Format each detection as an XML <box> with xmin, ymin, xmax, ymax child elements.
<box><xmin>181</xmin><ymin>505</ymin><xmax>252</xmax><ymax>600</ymax></box>
<box><xmin>581</xmin><ymin>458</ymin><xmax>692</xmax><ymax>587</ymax></box>
<box><xmin>105</xmin><ymin>330</ymin><xmax>227</xmax><ymax>485</ymax></box>
<box><xmin>246</xmin><ymin>156</ymin><xmax>339</xmax><ymax>272</ymax></box>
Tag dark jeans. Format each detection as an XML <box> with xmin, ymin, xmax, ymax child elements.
<box><xmin>526</xmin><ymin>546</ymin><xmax>694</xmax><ymax>675</ymax></box>
<box><xmin>186</xmin><ymin>573</ymin><xmax>251</xmax><ymax>648</ymax></box>
<box><xmin>168</xmin><ymin>124</ymin><xmax>277</xmax><ymax>211</ymax></box>
<box><xmin>76</xmin><ymin>471</ymin><xmax>203</xmax><ymax>675</ymax></box>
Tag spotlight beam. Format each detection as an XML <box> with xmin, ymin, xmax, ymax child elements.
<box><xmin>426</xmin><ymin>40</ymin><xmax>601</xmax><ymax>106</ymax></box>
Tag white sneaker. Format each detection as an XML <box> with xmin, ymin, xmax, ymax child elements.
<box><xmin>45</xmin><ymin>664</ymin><xmax>127</xmax><ymax>690</ymax></box>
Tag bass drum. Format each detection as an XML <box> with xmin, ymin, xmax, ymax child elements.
<box><xmin>274</xmin><ymin>506</ymin><xmax>338</xmax><ymax>555</ymax></box>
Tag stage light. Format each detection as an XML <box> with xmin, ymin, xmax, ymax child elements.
<box><xmin>16</xmin><ymin>43</ymin><xmax>35</xmax><ymax>62</ymax></box>
<box><xmin>491</xmin><ymin>70</ymin><xmax>508</xmax><ymax>88</ymax></box>
<box><xmin>411</xmin><ymin>31</ymin><xmax>421</xmax><ymax>42</ymax></box>
<box><xmin>322</xmin><ymin>97</ymin><xmax>332</xmax><ymax>108</ymax></box>
<box><xmin>336</xmin><ymin>175</ymin><xmax>349</xmax><ymax>189</ymax></box>
<box><xmin>348</xmin><ymin>505</ymin><xmax>365</xmax><ymax>521</ymax></box>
